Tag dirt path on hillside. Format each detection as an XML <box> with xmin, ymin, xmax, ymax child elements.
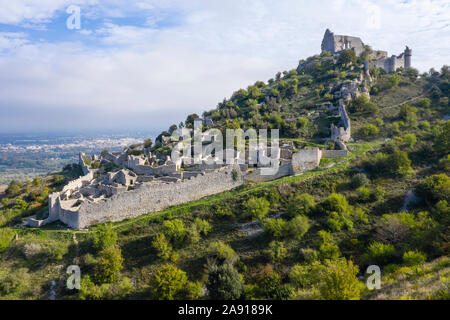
<box><xmin>73</xmin><ymin>233</ymin><xmax>80</xmax><ymax>265</ymax></box>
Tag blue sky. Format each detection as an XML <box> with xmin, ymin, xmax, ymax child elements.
<box><xmin>0</xmin><ymin>0</ymin><xmax>449</xmax><ymax>133</ymax></box>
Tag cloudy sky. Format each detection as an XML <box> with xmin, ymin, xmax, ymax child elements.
<box><xmin>0</xmin><ymin>0</ymin><xmax>449</xmax><ymax>133</ymax></box>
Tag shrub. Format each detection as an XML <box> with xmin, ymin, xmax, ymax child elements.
<box><xmin>364</xmin><ymin>242</ymin><xmax>396</xmax><ymax>265</ymax></box>
<box><xmin>403</xmin><ymin>250</ymin><xmax>426</xmax><ymax>266</ymax></box>
<box><xmin>0</xmin><ymin>228</ymin><xmax>15</xmax><ymax>253</ymax></box>
<box><xmin>361</xmin><ymin>124</ymin><xmax>379</xmax><ymax>138</ymax></box>
<box><xmin>152</xmin><ymin>234</ymin><xmax>176</xmax><ymax>261</ymax></box>
<box><xmin>286</xmin><ymin>215</ymin><xmax>310</xmax><ymax>239</ymax></box>
<box><xmin>399</xmin><ymin>104</ymin><xmax>418</xmax><ymax>128</ymax></box>
<box><xmin>374</xmin><ymin>215</ymin><xmax>411</xmax><ymax>245</ymax></box>
<box><xmin>162</xmin><ymin>219</ymin><xmax>187</xmax><ymax>246</ymax></box>
<box><xmin>192</xmin><ymin>218</ymin><xmax>212</xmax><ymax>236</ymax></box>
<box><xmin>337</xmin><ymin>50</ymin><xmax>357</xmax><ymax>66</ymax></box>
<box><xmin>32</xmin><ymin>177</ymin><xmax>40</xmax><ymax>186</ymax></box>
<box><xmin>267</xmin><ymin>241</ymin><xmax>287</xmax><ymax>262</ymax></box>
<box><xmin>386</xmin><ymin>74</ymin><xmax>401</xmax><ymax>89</ymax></box>
<box><xmin>1</xmin><ymin>198</ymin><xmax>9</xmax><ymax>207</ymax></box>
<box><xmin>416</xmin><ymin>174</ymin><xmax>450</xmax><ymax>204</ymax></box>
<box><xmin>92</xmin><ymin>223</ymin><xmax>117</xmax><ymax>251</ymax></box>
<box><xmin>350</xmin><ymin>95</ymin><xmax>378</xmax><ymax>114</ymax></box>
<box><xmin>286</xmin><ymin>193</ymin><xmax>316</xmax><ymax>218</ymax></box>
<box><xmin>260</xmin><ymin>271</ymin><xmax>282</xmax><ymax>299</ymax></box>
<box><xmin>420</xmin><ymin>120</ymin><xmax>431</xmax><ymax>131</ymax></box>
<box><xmin>150</xmin><ymin>264</ymin><xmax>188</xmax><ymax>300</ymax></box>
<box><xmin>403</xmin><ymin>134</ymin><xmax>417</xmax><ymax>148</ymax></box>
<box><xmin>263</xmin><ymin>218</ymin><xmax>286</xmax><ymax>238</ymax></box>
<box><xmin>321</xmin><ymin>193</ymin><xmax>354</xmax><ymax>231</ymax></box>
<box><xmin>45</xmin><ymin>242</ymin><xmax>68</xmax><ymax>261</ymax></box>
<box><xmin>215</xmin><ymin>204</ymin><xmax>233</xmax><ymax>217</ymax></box>
<box><xmin>182</xmin><ymin>281</ymin><xmax>202</xmax><ymax>300</ymax></box>
<box><xmin>94</xmin><ymin>246</ymin><xmax>124</xmax><ymax>284</ymax></box>
<box><xmin>207</xmin><ymin>241</ymin><xmax>238</xmax><ymax>265</ymax></box>
<box><xmin>319</xmin><ymin>258</ymin><xmax>361</xmax><ymax>300</ymax></box>
<box><xmin>243</xmin><ymin>197</ymin><xmax>270</xmax><ymax>220</ymax></box>
<box><xmin>79</xmin><ymin>276</ymin><xmax>133</xmax><ymax>300</ymax></box>
<box><xmin>318</xmin><ymin>230</ymin><xmax>341</xmax><ymax>260</ymax></box>
<box><xmin>433</xmin><ymin>121</ymin><xmax>450</xmax><ymax>154</ymax></box>
<box><xmin>231</xmin><ymin>169</ymin><xmax>238</xmax><ymax>181</ymax></box>
<box><xmin>206</xmin><ymin>264</ymin><xmax>244</xmax><ymax>300</ymax></box>
<box><xmin>289</xmin><ymin>261</ymin><xmax>325</xmax><ymax>289</ymax></box>
<box><xmin>416</xmin><ymin>97</ymin><xmax>431</xmax><ymax>108</ymax></box>
<box><xmin>350</xmin><ymin>173</ymin><xmax>369</xmax><ymax>189</ymax></box>
<box><xmin>0</xmin><ymin>268</ymin><xmax>30</xmax><ymax>296</ymax></box>
<box><xmin>356</xmin><ymin>187</ymin><xmax>371</xmax><ymax>202</ymax></box>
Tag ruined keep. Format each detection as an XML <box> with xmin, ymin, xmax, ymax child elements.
<box><xmin>321</xmin><ymin>29</ymin><xmax>366</xmax><ymax>56</ymax></box>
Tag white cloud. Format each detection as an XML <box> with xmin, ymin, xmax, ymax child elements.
<box><xmin>0</xmin><ymin>0</ymin><xmax>449</xmax><ymax>132</ymax></box>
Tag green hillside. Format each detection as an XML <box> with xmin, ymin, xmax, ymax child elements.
<box><xmin>0</xmin><ymin>51</ymin><xmax>449</xmax><ymax>300</ymax></box>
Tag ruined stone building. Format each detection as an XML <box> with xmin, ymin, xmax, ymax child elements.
<box><xmin>320</xmin><ymin>29</ymin><xmax>412</xmax><ymax>73</ymax></box>
<box><xmin>321</xmin><ymin>29</ymin><xmax>366</xmax><ymax>56</ymax></box>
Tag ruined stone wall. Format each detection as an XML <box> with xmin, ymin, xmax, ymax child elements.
<box><xmin>73</xmin><ymin>165</ymin><xmax>244</xmax><ymax>228</ymax></box>
<box><xmin>79</xmin><ymin>153</ymin><xmax>90</xmax><ymax>175</ymax></box>
<box><xmin>61</xmin><ymin>171</ymin><xmax>93</xmax><ymax>194</ymax></box>
<box><xmin>331</xmin><ymin>100</ymin><xmax>351</xmax><ymax>143</ymax></box>
<box><xmin>244</xmin><ymin>163</ymin><xmax>292</xmax><ymax>183</ymax></box>
<box><xmin>133</xmin><ymin>164</ymin><xmax>177</xmax><ymax>176</ymax></box>
<box><xmin>291</xmin><ymin>148</ymin><xmax>321</xmax><ymax>174</ymax></box>
<box><xmin>321</xmin><ymin>149</ymin><xmax>348</xmax><ymax>158</ymax></box>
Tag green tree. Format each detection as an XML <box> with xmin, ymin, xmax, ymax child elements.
<box><xmin>143</xmin><ymin>138</ymin><xmax>153</xmax><ymax>148</ymax></box>
<box><xmin>92</xmin><ymin>223</ymin><xmax>118</xmax><ymax>251</ymax></box>
<box><xmin>206</xmin><ymin>264</ymin><xmax>244</xmax><ymax>300</ymax></box>
<box><xmin>416</xmin><ymin>174</ymin><xmax>450</xmax><ymax>204</ymax></box>
<box><xmin>287</xmin><ymin>193</ymin><xmax>316</xmax><ymax>218</ymax></box>
<box><xmin>434</xmin><ymin>121</ymin><xmax>450</xmax><ymax>154</ymax></box>
<box><xmin>337</xmin><ymin>50</ymin><xmax>357</xmax><ymax>66</ymax></box>
<box><xmin>207</xmin><ymin>241</ymin><xmax>238</xmax><ymax>265</ymax></box>
<box><xmin>403</xmin><ymin>250</ymin><xmax>426</xmax><ymax>266</ymax></box>
<box><xmin>319</xmin><ymin>258</ymin><xmax>361</xmax><ymax>300</ymax></box>
<box><xmin>286</xmin><ymin>215</ymin><xmax>310</xmax><ymax>239</ymax></box>
<box><xmin>363</xmin><ymin>242</ymin><xmax>396</xmax><ymax>265</ymax></box>
<box><xmin>403</xmin><ymin>134</ymin><xmax>417</xmax><ymax>148</ymax></box>
<box><xmin>361</xmin><ymin>124</ymin><xmax>379</xmax><ymax>138</ymax></box>
<box><xmin>263</xmin><ymin>218</ymin><xmax>287</xmax><ymax>238</ymax></box>
<box><xmin>162</xmin><ymin>219</ymin><xmax>187</xmax><ymax>246</ymax></box>
<box><xmin>94</xmin><ymin>246</ymin><xmax>124</xmax><ymax>284</ymax></box>
<box><xmin>150</xmin><ymin>264</ymin><xmax>188</xmax><ymax>300</ymax></box>
<box><xmin>32</xmin><ymin>177</ymin><xmax>40</xmax><ymax>186</ymax></box>
<box><xmin>243</xmin><ymin>197</ymin><xmax>270</xmax><ymax>220</ymax></box>
<box><xmin>6</xmin><ymin>181</ymin><xmax>20</xmax><ymax>197</ymax></box>
<box><xmin>152</xmin><ymin>234</ymin><xmax>176</xmax><ymax>261</ymax></box>
<box><xmin>192</xmin><ymin>218</ymin><xmax>212</xmax><ymax>236</ymax></box>
<box><xmin>267</xmin><ymin>240</ymin><xmax>287</xmax><ymax>262</ymax></box>
<box><xmin>386</xmin><ymin>74</ymin><xmax>401</xmax><ymax>89</ymax></box>
<box><xmin>350</xmin><ymin>173</ymin><xmax>370</xmax><ymax>189</ymax></box>
<box><xmin>416</xmin><ymin>97</ymin><xmax>431</xmax><ymax>108</ymax></box>
<box><xmin>388</xmin><ymin>148</ymin><xmax>413</xmax><ymax>177</ymax></box>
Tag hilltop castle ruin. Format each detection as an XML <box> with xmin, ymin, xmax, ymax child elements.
<box><xmin>321</xmin><ymin>29</ymin><xmax>412</xmax><ymax>73</ymax></box>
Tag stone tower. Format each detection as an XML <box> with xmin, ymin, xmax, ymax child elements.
<box><xmin>404</xmin><ymin>46</ymin><xmax>412</xmax><ymax>69</ymax></box>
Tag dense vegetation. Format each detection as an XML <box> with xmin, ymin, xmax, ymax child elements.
<box><xmin>0</xmin><ymin>50</ymin><xmax>449</xmax><ymax>300</ymax></box>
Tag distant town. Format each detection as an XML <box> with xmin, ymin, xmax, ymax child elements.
<box><xmin>0</xmin><ymin>133</ymin><xmax>153</xmax><ymax>185</ymax></box>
